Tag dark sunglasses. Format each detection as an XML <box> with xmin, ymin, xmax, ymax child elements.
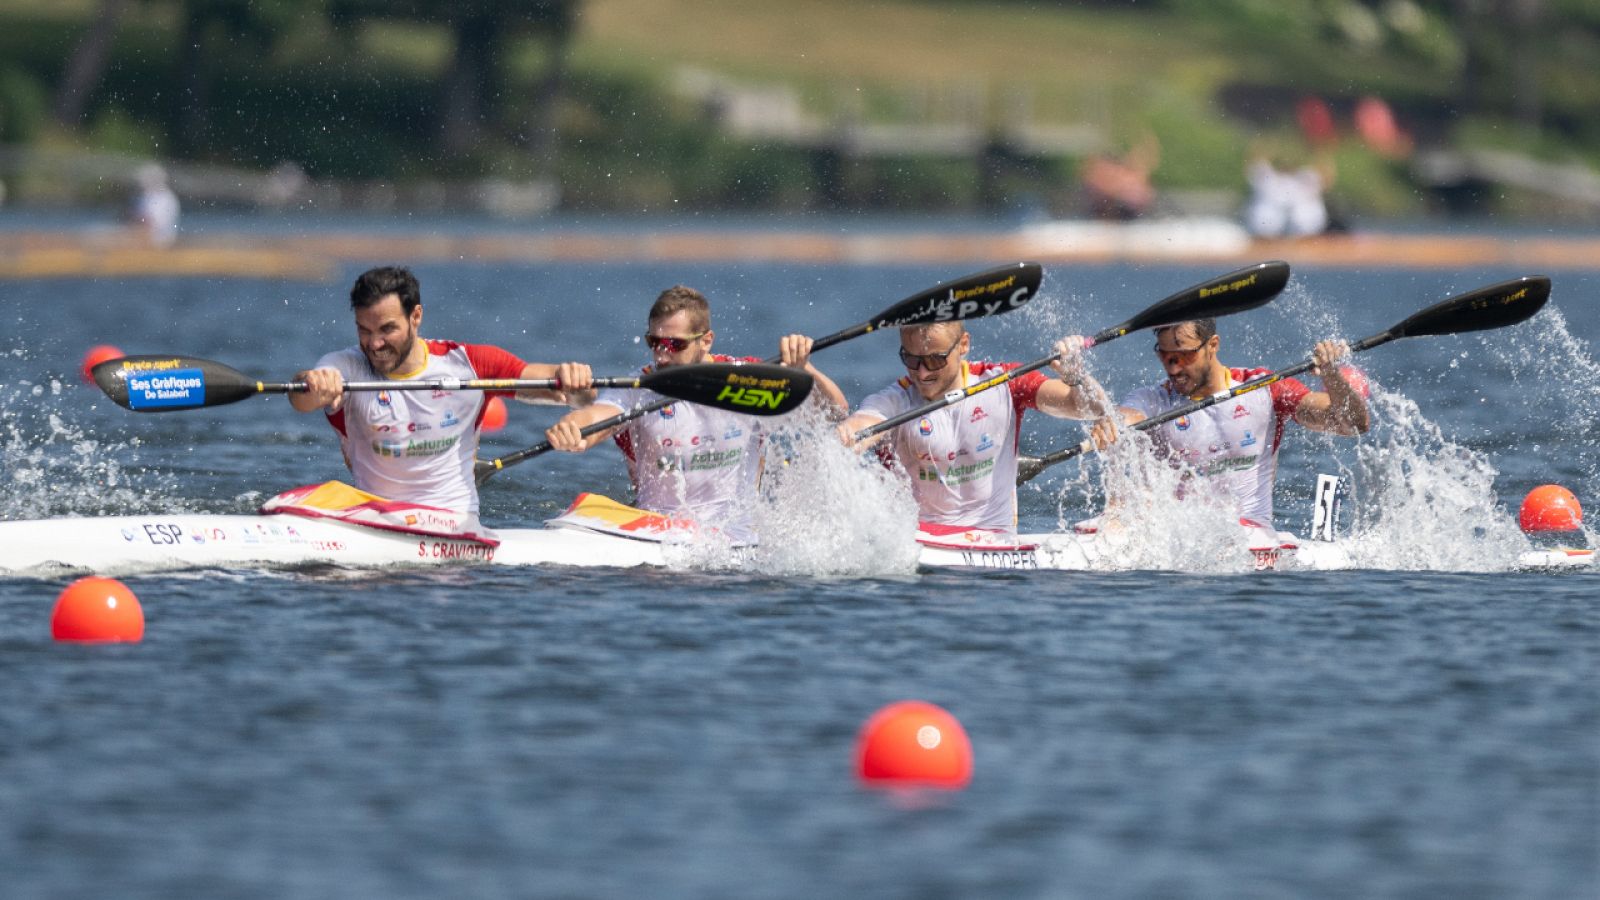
<box><xmin>645</xmin><ymin>331</ymin><xmax>708</xmax><ymax>353</ymax></box>
<box><xmin>1153</xmin><ymin>343</ymin><xmax>1206</xmax><ymax>365</ymax></box>
<box><xmin>899</xmin><ymin>342</ymin><xmax>961</xmax><ymax>371</ymax></box>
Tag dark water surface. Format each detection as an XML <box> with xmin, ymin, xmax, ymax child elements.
<box><xmin>2</xmin><ymin>225</ymin><xmax>1596</xmax><ymax>898</ymax></box>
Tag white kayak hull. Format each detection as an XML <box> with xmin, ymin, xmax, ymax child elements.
<box><xmin>0</xmin><ymin>513</ymin><xmax>1589</xmax><ymax>577</ymax></box>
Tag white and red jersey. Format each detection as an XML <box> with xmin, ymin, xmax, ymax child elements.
<box><xmin>595</xmin><ymin>354</ymin><xmax>765</xmax><ymax>542</ymax></box>
<box><xmin>1120</xmin><ymin>367</ymin><xmax>1310</xmax><ymax>527</ymax></box>
<box><xmin>858</xmin><ymin>360</ymin><xmax>1047</xmax><ymax>533</ymax></box>
<box><xmin>318</xmin><ymin>340</ymin><xmax>526</xmax><ymax>515</ymax></box>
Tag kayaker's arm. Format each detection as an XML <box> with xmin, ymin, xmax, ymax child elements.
<box><xmin>1036</xmin><ymin>336</ymin><xmax>1109</xmax><ymax>420</ymax></box>
<box><xmin>837</xmin><ymin>411</ymin><xmax>890</xmax><ymax>452</ymax></box>
<box><xmin>1292</xmin><ymin>340</ymin><xmax>1371</xmax><ymax>436</ymax></box>
<box><xmin>513</xmin><ymin>361</ymin><xmax>595</xmax><ymax>407</ymax></box>
<box><xmin>777</xmin><ymin>333</ymin><xmax>848</xmax><ymax>418</ymax></box>
<box><xmin>546</xmin><ymin>401</ymin><xmax>627</xmax><ymax>452</ymax></box>
<box><xmin>289</xmin><ymin>367</ymin><xmax>343</xmax><ymax>413</ymax></box>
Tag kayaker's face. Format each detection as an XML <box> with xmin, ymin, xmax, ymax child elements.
<box><xmin>356</xmin><ymin>294</ymin><xmax>422</xmax><ymax>376</ymax></box>
<box><xmin>899</xmin><ymin>324</ymin><xmax>968</xmax><ymax>401</ymax></box>
<box><xmin>646</xmin><ymin>311</ymin><xmax>712</xmax><ymax>369</ymax></box>
<box><xmin>1155</xmin><ymin>324</ymin><xmax>1218</xmax><ymax>397</ymax></box>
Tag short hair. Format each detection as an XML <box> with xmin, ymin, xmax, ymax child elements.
<box><xmin>648</xmin><ymin>285</ymin><xmax>711</xmax><ymax>333</ymax></box>
<box><xmin>1155</xmin><ymin>318</ymin><xmax>1216</xmax><ymax>345</ymax></box>
<box><xmin>900</xmin><ymin>320</ymin><xmax>966</xmax><ymax>343</ymax></box>
<box><xmin>350</xmin><ymin>266</ymin><xmax>421</xmax><ymax>314</ymax></box>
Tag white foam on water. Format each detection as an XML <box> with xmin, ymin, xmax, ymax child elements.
<box><xmin>1337</xmin><ymin>386</ymin><xmax>1531</xmax><ymax>571</ymax></box>
<box><xmin>1058</xmin><ymin>428</ymin><xmax>1264</xmax><ymax>573</ymax></box>
<box><xmin>0</xmin><ymin>372</ymin><xmax>182</xmax><ymax>519</ymax></box>
<box><xmin>747</xmin><ymin>406</ymin><xmax>920</xmax><ymax>577</ymax></box>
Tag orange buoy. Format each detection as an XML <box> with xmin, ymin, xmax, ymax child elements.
<box><xmin>1518</xmin><ymin>485</ymin><xmax>1583</xmax><ymax>533</ymax></box>
<box><xmin>856</xmin><ymin>700</ymin><xmax>973</xmax><ymax>789</ymax></box>
<box><xmin>51</xmin><ymin>576</ymin><xmax>144</xmax><ymax>642</ymax></box>
<box><xmin>81</xmin><ymin>344</ymin><xmax>125</xmax><ymax>384</ymax></box>
<box><xmin>481</xmin><ymin>395</ymin><xmax>508</xmax><ymax>432</ymax></box>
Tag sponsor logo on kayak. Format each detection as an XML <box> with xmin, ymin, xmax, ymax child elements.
<box><xmin>121</xmin><ymin>527</ymin><xmax>137</xmax><ymax>542</ymax></box>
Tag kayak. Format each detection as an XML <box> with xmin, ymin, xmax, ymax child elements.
<box><xmin>0</xmin><ymin>491</ymin><xmax>1587</xmax><ymax>577</ymax></box>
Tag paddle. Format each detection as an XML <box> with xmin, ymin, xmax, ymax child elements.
<box><xmin>91</xmin><ymin>354</ymin><xmax>814</xmax><ymax>417</ymax></box>
<box><xmin>1014</xmin><ymin>274</ymin><xmax>1553</xmax><ymax>484</ymax></box>
<box><xmin>473</xmin><ymin>261</ymin><xmax>1047</xmax><ymax>484</ymax></box>
<box><xmin>849</xmin><ymin>260</ymin><xmax>1292</xmax><ymax>444</ymax></box>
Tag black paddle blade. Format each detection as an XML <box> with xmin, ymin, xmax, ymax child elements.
<box><xmin>645</xmin><ymin>363</ymin><xmax>814</xmax><ymax>416</ymax></box>
<box><xmin>91</xmin><ymin>355</ymin><xmax>260</xmax><ymax>412</ymax></box>
<box><xmin>872</xmin><ymin>262</ymin><xmax>1044</xmax><ymax>328</ymax></box>
<box><xmin>1389</xmin><ymin>275</ymin><xmax>1551</xmax><ymax>340</ymax></box>
<box><xmin>1094</xmin><ymin>260</ymin><xmax>1291</xmax><ymax>343</ymax></box>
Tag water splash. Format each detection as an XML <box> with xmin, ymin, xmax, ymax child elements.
<box><xmin>749</xmin><ymin>407</ymin><xmax>920</xmax><ymax>577</ymax></box>
<box><xmin>0</xmin><ymin>371</ymin><xmax>181</xmax><ymax>519</ymax></box>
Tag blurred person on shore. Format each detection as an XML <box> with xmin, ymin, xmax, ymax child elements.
<box><xmin>128</xmin><ymin>163</ymin><xmax>180</xmax><ymax>248</ymax></box>
<box><xmin>1243</xmin><ymin>143</ymin><xmax>1338</xmax><ymax>239</ymax></box>
<box><xmin>1081</xmin><ymin>131</ymin><xmax>1160</xmax><ymax>220</ymax></box>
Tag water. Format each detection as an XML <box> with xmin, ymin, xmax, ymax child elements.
<box><xmin>2</xmin><ymin>227</ymin><xmax>1596</xmax><ymax>898</ymax></box>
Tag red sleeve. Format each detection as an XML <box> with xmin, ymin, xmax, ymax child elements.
<box><xmin>462</xmin><ymin>343</ymin><xmax>529</xmax><ymax>380</ymax></box>
<box><xmin>1268</xmin><ymin>378</ymin><xmax>1311</xmax><ymax>425</ymax></box>
<box><xmin>1007</xmin><ymin>368</ymin><xmax>1047</xmax><ymax>415</ymax></box>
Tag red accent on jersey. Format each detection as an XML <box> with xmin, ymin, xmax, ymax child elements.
<box><xmin>611</xmin><ymin>354</ymin><xmax>760</xmax><ymax>463</ymax></box>
<box><xmin>1233</xmin><ymin>366</ymin><xmax>1309</xmax><ymax>454</ymax></box>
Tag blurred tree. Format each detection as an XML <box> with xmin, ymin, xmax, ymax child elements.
<box><xmin>330</xmin><ymin>0</ymin><xmax>579</xmax><ymax>170</ymax></box>
<box><xmin>53</xmin><ymin>0</ymin><xmax>133</xmax><ymax>129</ymax></box>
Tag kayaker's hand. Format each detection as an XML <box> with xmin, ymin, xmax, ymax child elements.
<box><xmin>555</xmin><ymin>361</ymin><xmax>595</xmax><ymax>406</ymax></box>
<box><xmin>546</xmin><ymin>418</ymin><xmax>589</xmax><ymax>453</ymax></box>
<box><xmin>779</xmin><ymin>334</ymin><xmax>815</xmax><ymax>370</ymax></box>
<box><xmin>1050</xmin><ymin>335</ymin><xmax>1090</xmax><ymax>385</ymax></box>
<box><xmin>296</xmin><ymin>367</ymin><xmax>345</xmax><ymax>412</ymax></box>
<box><xmin>1310</xmin><ymin>339</ymin><xmax>1351</xmax><ymax>379</ymax></box>
<box><xmin>1089</xmin><ymin>414</ymin><xmax>1120</xmax><ymax>450</ymax></box>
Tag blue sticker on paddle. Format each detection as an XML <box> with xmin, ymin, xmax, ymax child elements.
<box><xmin>126</xmin><ymin>367</ymin><xmax>206</xmax><ymax>409</ymax></box>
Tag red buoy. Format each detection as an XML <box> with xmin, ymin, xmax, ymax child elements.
<box><xmin>51</xmin><ymin>576</ymin><xmax>144</xmax><ymax>642</ymax></box>
<box><xmin>1518</xmin><ymin>485</ymin><xmax>1583</xmax><ymax>534</ymax></box>
<box><xmin>481</xmin><ymin>396</ymin><xmax>508</xmax><ymax>432</ymax></box>
<box><xmin>81</xmin><ymin>345</ymin><xmax>125</xmax><ymax>384</ymax></box>
<box><xmin>856</xmin><ymin>700</ymin><xmax>973</xmax><ymax>789</ymax></box>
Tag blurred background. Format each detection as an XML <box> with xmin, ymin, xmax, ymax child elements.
<box><xmin>0</xmin><ymin>0</ymin><xmax>1596</xmax><ymax>231</ymax></box>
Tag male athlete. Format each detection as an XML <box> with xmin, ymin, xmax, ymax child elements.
<box><xmin>1089</xmin><ymin>317</ymin><xmax>1369</xmax><ymax>530</ymax></box>
<box><xmin>544</xmin><ymin>284</ymin><xmax>846</xmax><ymax>542</ymax></box>
<box><xmin>291</xmin><ymin>266</ymin><xmax>593</xmax><ymax>516</ymax></box>
<box><xmin>837</xmin><ymin>321</ymin><xmax>1105</xmax><ymax>534</ymax></box>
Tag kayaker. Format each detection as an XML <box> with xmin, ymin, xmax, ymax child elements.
<box><xmin>290</xmin><ymin>265</ymin><xmax>595</xmax><ymax>516</ymax></box>
<box><xmin>544</xmin><ymin>284</ymin><xmax>847</xmax><ymax>542</ymax></box>
<box><xmin>836</xmin><ymin>322</ymin><xmax>1107</xmax><ymax>535</ymax></box>
<box><xmin>1087</xmin><ymin>318</ymin><xmax>1370</xmax><ymax>531</ymax></box>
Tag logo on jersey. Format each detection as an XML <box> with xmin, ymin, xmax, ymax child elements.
<box><xmin>917</xmin><ymin>417</ymin><xmax>933</xmax><ymax>436</ymax></box>
<box><xmin>440</xmin><ymin>411</ymin><xmax>460</xmax><ymax>429</ymax></box>
<box><xmin>377</xmin><ymin>391</ymin><xmax>392</xmax><ymax>408</ymax></box>
<box><xmin>660</xmin><ymin>404</ymin><xmax>676</xmax><ymax>419</ymax></box>
<box><xmin>1175</xmin><ymin>416</ymin><xmax>1191</xmax><ymax>431</ymax></box>
<box><xmin>975</xmin><ymin>433</ymin><xmax>994</xmax><ymax>453</ymax></box>
<box><xmin>1240</xmin><ymin>431</ymin><xmax>1257</xmax><ymax>448</ymax></box>
<box><xmin>723</xmin><ymin>427</ymin><xmax>743</xmax><ymax>440</ymax></box>
<box><xmin>1231</xmin><ymin>403</ymin><xmax>1249</xmax><ymax>419</ymax></box>
<box><xmin>970</xmin><ymin>406</ymin><xmax>988</xmax><ymax>423</ymax></box>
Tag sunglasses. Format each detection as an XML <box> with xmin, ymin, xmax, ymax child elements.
<box><xmin>645</xmin><ymin>331</ymin><xmax>708</xmax><ymax>353</ymax></box>
<box><xmin>1153</xmin><ymin>343</ymin><xmax>1206</xmax><ymax>365</ymax></box>
<box><xmin>899</xmin><ymin>342</ymin><xmax>961</xmax><ymax>372</ymax></box>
